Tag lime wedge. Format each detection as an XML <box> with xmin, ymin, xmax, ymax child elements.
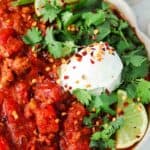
<box><xmin>116</xmin><ymin>90</ymin><xmax>148</xmax><ymax>149</ymax></box>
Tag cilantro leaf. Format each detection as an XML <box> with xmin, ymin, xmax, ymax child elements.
<box><xmin>136</xmin><ymin>79</ymin><xmax>150</xmax><ymax>104</ymax></box>
<box><xmin>82</xmin><ymin>10</ymin><xmax>106</xmax><ymax>26</ymax></box>
<box><xmin>124</xmin><ymin>61</ymin><xmax>149</xmax><ymax>82</ymax></box>
<box><xmin>124</xmin><ymin>53</ymin><xmax>147</xmax><ymax>67</ymax></box>
<box><xmin>91</xmin><ymin>117</ymin><xmax>123</xmax><ymax>140</ymax></box>
<box><xmin>119</xmin><ymin>20</ymin><xmax>128</xmax><ymax>30</ymax></box>
<box><xmin>83</xmin><ymin>113</ymin><xmax>99</xmax><ymax>127</ymax></box>
<box><xmin>40</xmin><ymin>2</ymin><xmax>61</xmax><ymax>23</ymax></box>
<box><xmin>12</xmin><ymin>0</ymin><xmax>34</xmax><ymax>6</ymax></box>
<box><xmin>61</xmin><ymin>12</ymin><xmax>80</xmax><ymax>27</ymax></box>
<box><xmin>126</xmin><ymin>83</ymin><xmax>136</xmax><ymax>98</ymax></box>
<box><xmin>117</xmin><ymin>40</ymin><xmax>129</xmax><ymax>53</ymax></box>
<box><xmin>45</xmin><ymin>28</ymin><xmax>76</xmax><ymax>58</ymax></box>
<box><xmin>96</xmin><ymin>22</ymin><xmax>111</xmax><ymax>41</ymax></box>
<box><xmin>61</xmin><ymin>11</ymin><xmax>73</xmax><ymax>26</ymax></box>
<box><xmin>90</xmin><ymin>138</ymin><xmax>116</xmax><ymax>150</ymax></box>
<box><xmin>23</xmin><ymin>27</ymin><xmax>43</xmax><ymax>45</ymax></box>
<box><xmin>73</xmin><ymin>89</ymin><xmax>92</xmax><ymax>106</ymax></box>
<box><xmin>90</xmin><ymin>117</ymin><xmax>124</xmax><ymax>150</ymax></box>
<box><xmin>89</xmin><ymin>93</ymin><xmax>117</xmax><ymax>115</ymax></box>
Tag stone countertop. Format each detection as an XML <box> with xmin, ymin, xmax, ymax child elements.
<box><xmin>126</xmin><ymin>0</ymin><xmax>150</xmax><ymax>37</ymax></box>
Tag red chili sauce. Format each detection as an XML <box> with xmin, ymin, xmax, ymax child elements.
<box><xmin>0</xmin><ymin>1</ymin><xmax>91</xmax><ymax>149</ymax></box>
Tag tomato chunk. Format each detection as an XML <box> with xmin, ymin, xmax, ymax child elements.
<box><xmin>0</xmin><ymin>28</ymin><xmax>24</xmax><ymax>58</ymax></box>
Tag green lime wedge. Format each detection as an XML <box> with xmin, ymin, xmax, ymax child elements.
<box><xmin>116</xmin><ymin>90</ymin><xmax>148</xmax><ymax>149</ymax></box>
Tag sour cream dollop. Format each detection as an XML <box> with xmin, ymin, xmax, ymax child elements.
<box><xmin>59</xmin><ymin>42</ymin><xmax>123</xmax><ymax>95</ymax></box>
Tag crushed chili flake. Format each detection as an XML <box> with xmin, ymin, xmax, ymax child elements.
<box><xmin>81</xmin><ymin>51</ymin><xmax>87</xmax><ymax>56</ymax></box>
<box><xmin>69</xmin><ymin>86</ymin><xmax>72</xmax><ymax>90</ymax></box>
<box><xmin>90</xmin><ymin>59</ymin><xmax>95</xmax><ymax>64</ymax></box>
<box><xmin>123</xmin><ymin>102</ymin><xmax>129</xmax><ymax>107</ymax></box>
<box><xmin>75</xmin><ymin>53</ymin><xmax>82</xmax><ymax>62</ymax></box>
<box><xmin>64</xmin><ymin>75</ymin><xmax>69</xmax><ymax>80</ymax></box>
<box><xmin>90</xmin><ymin>51</ymin><xmax>94</xmax><ymax>57</ymax></box>
<box><xmin>64</xmin><ymin>84</ymin><xmax>68</xmax><ymax>88</ymax></box>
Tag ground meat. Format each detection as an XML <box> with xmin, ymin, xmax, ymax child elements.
<box><xmin>11</xmin><ymin>56</ymin><xmax>31</xmax><ymax>75</ymax></box>
<box><xmin>0</xmin><ymin>59</ymin><xmax>14</xmax><ymax>87</ymax></box>
<box><xmin>60</xmin><ymin>103</ymin><xmax>91</xmax><ymax>150</ymax></box>
<box><xmin>34</xmin><ymin>77</ymin><xmax>64</xmax><ymax>104</ymax></box>
<box><xmin>0</xmin><ymin>28</ymin><xmax>24</xmax><ymax>58</ymax></box>
<box><xmin>2</xmin><ymin>97</ymin><xmax>36</xmax><ymax>149</ymax></box>
<box><xmin>35</xmin><ymin>105</ymin><xmax>59</xmax><ymax>135</ymax></box>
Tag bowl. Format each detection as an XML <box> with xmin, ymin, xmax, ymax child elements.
<box><xmin>104</xmin><ymin>0</ymin><xmax>150</xmax><ymax>149</ymax></box>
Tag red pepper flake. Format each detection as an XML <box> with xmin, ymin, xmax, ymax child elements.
<box><xmin>90</xmin><ymin>59</ymin><xmax>95</xmax><ymax>64</ymax></box>
<box><xmin>105</xmin><ymin>89</ymin><xmax>110</xmax><ymax>95</ymax></box>
<box><xmin>102</xmin><ymin>47</ymin><xmax>105</xmax><ymax>51</ymax></box>
<box><xmin>67</xmin><ymin>60</ymin><xmax>71</xmax><ymax>64</ymax></box>
<box><xmin>69</xmin><ymin>86</ymin><xmax>72</xmax><ymax>90</ymax></box>
<box><xmin>82</xmin><ymin>51</ymin><xmax>87</xmax><ymax>56</ymax></box>
<box><xmin>105</xmin><ymin>42</ymin><xmax>109</xmax><ymax>49</ymax></box>
<box><xmin>73</xmin><ymin>66</ymin><xmax>76</xmax><ymax>69</ymax></box>
<box><xmin>90</xmin><ymin>51</ymin><xmax>94</xmax><ymax>57</ymax></box>
<box><xmin>117</xmin><ymin>109</ymin><xmax>124</xmax><ymax>116</ymax></box>
<box><xmin>75</xmin><ymin>53</ymin><xmax>82</xmax><ymax>62</ymax></box>
<box><xmin>64</xmin><ymin>75</ymin><xmax>69</xmax><ymax>80</ymax></box>
<box><xmin>123</xmin><ymin>102</ymin><xmax>129</xmax><ymax>107</ymax></box>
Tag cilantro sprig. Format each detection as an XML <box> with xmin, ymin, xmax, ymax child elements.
<box><xmin>126</xmin><ymin>79</ymin><xmax>150</xmax><ymax>104</ymax></box>
<box><xmin>90</xmin><ymin>117</ymin><xmax>124</xmax><ymax>150</ymax></box>
<box><xmin>23</xmin><ymin>27</ymin><xmax>77</xmax><ymax>58</ymax></box>
<box><xmin>73</xmin><ymin>89</ymin><xmax>117</xmax><ymax>115</ymax></box>
<box><xmin>23</xmin><ymin>27</ymin><xmax>43</xmax><ymax>45</ymax></box>
<box><xmin>40</xmin><ymin>2</ymin><xmax>61</xmax><ymax>23</ymax></box>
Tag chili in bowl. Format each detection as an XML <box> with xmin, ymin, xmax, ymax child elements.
<box><xmin>0</xmin><ymin>0</ymin><xmax>150</xmax><ymax>150</ymax></box>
